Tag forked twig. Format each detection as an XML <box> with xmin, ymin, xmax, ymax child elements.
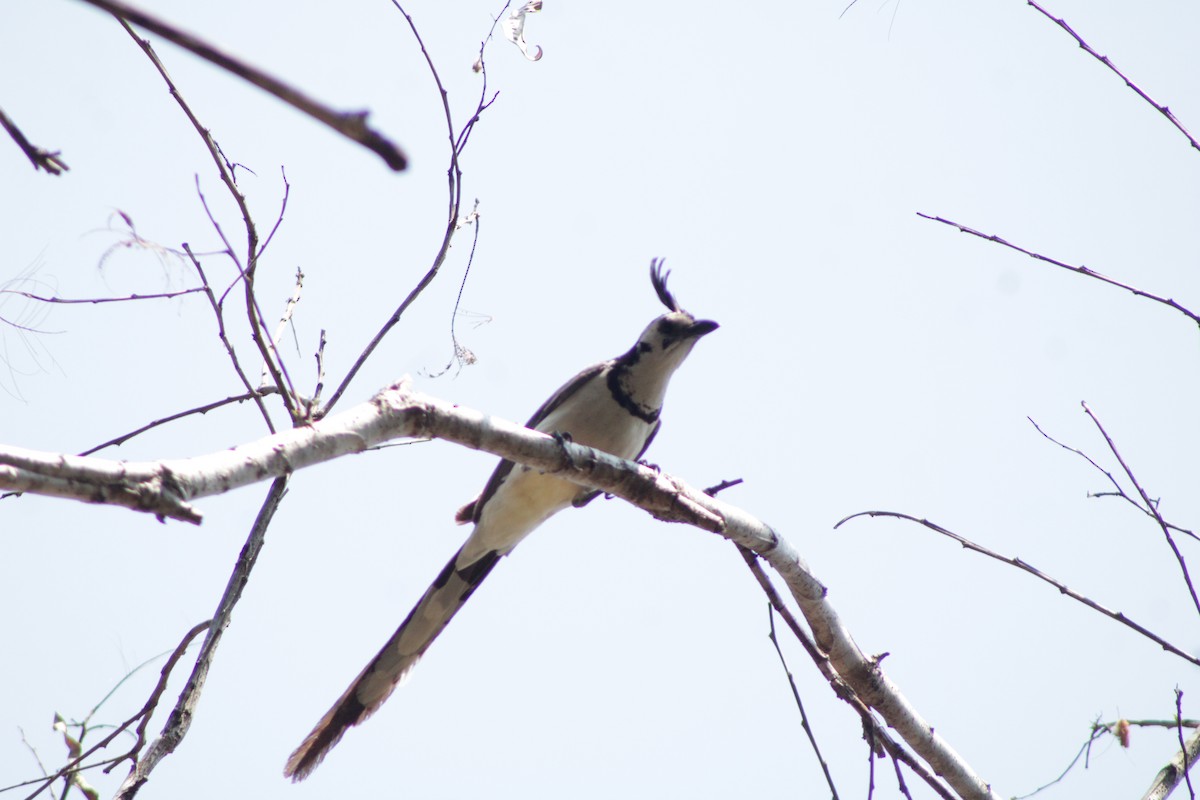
<box><xmin>182</xmin><ymin>243</ymin><xmax>276</xmax><ymax>432</ymax></box>
<box><xmin>1079</xmin><ymin>401</ymin><xmax>1200</xmax><ymax>619</ymax></box>
<box><xmin>18</xmin><ymin>621</ymin><xmax>210</xmax><ymax>800</ymax></box>
<box><xmin>1027</xmin><ymin>417</ymin><xmax>1198</xmax><ymax>543</ymax></box>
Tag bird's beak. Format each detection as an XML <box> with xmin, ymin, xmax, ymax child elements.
<box><xmin>689</xmin><ymin>319</ymin><xmax>719</xmax><ymax>337</ymax></box>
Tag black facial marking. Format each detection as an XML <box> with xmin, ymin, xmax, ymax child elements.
<box><xmin>606</xmin><ymin>363</ymin><xmax>661</xmax><ymax>424</ymax></box>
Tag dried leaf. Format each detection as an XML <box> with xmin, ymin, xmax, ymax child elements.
<box><xmin>504</xmin><ymin>1</ymin><xmax>544</xmax><ymax>62</ymax></box>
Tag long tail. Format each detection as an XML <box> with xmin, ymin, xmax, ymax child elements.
<box><xmin>284</xmin><ymin>546</ymin><xmax>502</xmax><ymax>781</ymax></box>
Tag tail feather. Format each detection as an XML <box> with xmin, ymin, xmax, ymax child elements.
<box><xmin>284</xmin><ymin>548</ymin><xmax>502</xmax><ymax>781</ymax></box>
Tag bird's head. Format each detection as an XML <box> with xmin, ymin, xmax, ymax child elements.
<box><xmin>638</xmin><ymin>258</ymin><xmax>719</xmax><ymax>359</ymax></box>
<box><xmin>612</xmin><ymin>260</ymin><xmax>717</xmax><ymax>409</ymax></box>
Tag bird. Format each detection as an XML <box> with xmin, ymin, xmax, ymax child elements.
<box><xmin>284</xmin><ymin>260</ymin><xmax>718</xmax><ymax>780</ymax></box>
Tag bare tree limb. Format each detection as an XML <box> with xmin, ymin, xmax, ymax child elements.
<box><xmin>0</xmin><ymin>378</ymin><xmax>1001</xmax><ymax>800</ymax></box>
<box><xmin>79</xmin><ymin>387</ymin><xmax>279</xmax><ymax>457</ymax></box>
<box><xmin>1026</xmin><ymin>1</ymin><xmax>1200</xmax><ymax>153</ymax></box>
<box><xmin>113</xmin><ymin>478</ymin><xmax>288</xmax><ymax>799</ymax></box>
<box><xmin>0</xmin><ymin>288</ymin><xmax>205</xmax><ymax>306</ymax></box>
<box><xmin>836</xmin><ymin>511</ymin><xmax>1199</xmax><ymax>668</ymax></box>
<box><xmin>78</xmin><ymin>0</ymin><xmax>407</xmax><ymax>170</ymax></box>
<box><xmin>916</xmin><ymin>213</ymin><xmax>1200</xmax><ymax>328</ymax></box>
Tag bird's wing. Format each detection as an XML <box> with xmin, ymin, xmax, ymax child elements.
<box><xmin>456</xmin><ymin>360</ymin><xmax>609</xmax><ymax>525</ymax></box>
<box><xmin>571</xmin><ymin>417</ymin><xmax>661</xmax><ymax>508</ymax></box>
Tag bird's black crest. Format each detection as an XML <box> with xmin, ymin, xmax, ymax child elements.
<box><xmin>650</xmin><ymin>258</ymin><xmax>681</xmax><ymax>312</ymax></box>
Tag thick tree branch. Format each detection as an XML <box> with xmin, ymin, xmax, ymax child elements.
<box><xmin>0</xmin><ymin>378</ymin><xmax>1000</xmax><ymax>800</ymax></box>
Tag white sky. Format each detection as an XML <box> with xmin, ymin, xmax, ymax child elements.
<box><xmin>4</xmin><ymin>1</ymin><xmax>1200</xmax><ymax>798</ymax></box>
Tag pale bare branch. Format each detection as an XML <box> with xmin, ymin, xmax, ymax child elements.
<box><xmin>0</xmin><ymin>379</ymin><xmax>1004</xmax><ymax>800</ymax></box>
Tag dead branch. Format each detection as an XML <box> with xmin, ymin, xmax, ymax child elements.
<box><xmin>20</xmin><ymin>621</ymin><xmax>210</xmax><ymax>800</ymax></box>
<box><xmin>112</xmin><ymin>478</ymin><xmax>286</xmax><ymax>799</ymax></box>
<box><xmin>916</xmin><ymin>213</ymin><xmax>1200</xmax><ymax>328</ymax></box>
<box><xmin>79</xmin><ymin>0</ymin><xmax>406</xmax><ymax>170</ymax></box>
<box><xmin>1026</xmin><ymin>1</ymin><xmax>1200</xmax><ymax>153</ymax></box>
<box><xmin>0</xmin><ymin>105</ymin><xmax>68</xmax><ymax>175</ymax></box>
<box><xmin>1079</xmin><ymin>401</ymin><xmax>1200</xmax><ymax>618</ymax></box>
<box><xmin>836</xmin><ymin>511</ymin><xmax>1199</xmax><ymax>668</ymax></box>
<box><xmin>320</xmin><ymin>3</ymin><xmax>499</xmax><ymax>416</ymax></box>
<box><xmin>0</xmin><ymin>378</ymin><xmax>1002</xmax><ymax>800</ymax></box>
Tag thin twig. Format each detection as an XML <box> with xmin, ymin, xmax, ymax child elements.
<box><xmin>1080</xmin><ymin>401</ymin><xmax>1200</xmax><ymax>619</ymax></box>
<box><xmin>1027</xmin><ymin>417</ymin><xmax>1198</xmax><ymax>542</ymax></box>
<box><xmin>311</xmin><ymin>329</ymin><xmax>327</xmax><ymax>408</ymax></box>
<box><xmin>79</xmin><ymin>388</ymin><xmax>279</xmax><ymax>456</ymax></box>
<box><xmin>889</xmin><ymin>749</ymin><xmax>915</xmax><ymax>800</ymax></box>
<box><xmin>0</xmin><ymin>288</ymin><xmax>204</xmax><ymax>305</ymax></box>
<box><xmin>836</xmin><ymin>511</ymin><xmax>1200</xmax><ymax>667</ymax></box>
<box><xmin>321</xmin><ymin>2</ymin><xmax>500</xmax><ymax>416</ymax></box>
<box><xmin>917</xmin><ymin>213</ymin><xmax>1200</xmax><ymax>328</ymax></box>
<box><xmin>259</xmin><ymin>268</ymin><xmax>305</xmax><ymax>392</ymax></box>
<box><xmin>190</xmin><ymin>177</ymin><xmax>298</xmax><ymax>420</ymax></box>
<box><xmin>80</xmin><ymin>0</ymin><xmax>406</xmax><ymax>169</ymax></box>
<box><xmin>427</xmin><ymin>202</ymin><xmax>483</xmax><ymax>378</ymax></box>
<box><xmin>255</xmin><ymin>168</ymin><xmax>291</xmax><ymax>261</ymax></box>
<box><xmin>1100</xmin><ymin>718</ymin><xmax>1200</xmax><ymax>732</ymax></box>
<box><xmin>182</xmin><ymin>244</ymin><xmax>275</xmax><ymax>432</ymax></box>
<box><xmin>120</xmin><ymin>18</ymin><xmax>299</xmax><ymax>423</ymax></box>
<box><xmin>1013</xmin><ymin>724</ymin><xmax>1109</xmax><ymax>799</ymax></box>
<box><xmin>1176</xmin><ymin>689</ymin><xmax>1197</xmax><ymax>800</ymax></box>
<box><xmin>1025</xmin><ymin>1</ymin><xmax>1200</xmax><ymax>153</ymax></box>
<box><xmin>765</xmin><ymin>604</ymin><xmax>841</xmax><ymax>800</ymax></box>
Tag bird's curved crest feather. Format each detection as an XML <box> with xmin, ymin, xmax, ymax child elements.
<box><xmin>650</xmin><ymin>258</ymin><xmax>682</xmax><ymax>313</ymax></box>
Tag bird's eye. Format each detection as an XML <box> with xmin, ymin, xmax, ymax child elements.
<box><xmin>657</xmin><ymin>319</ymin><xmax>688</xmax><ymax>339</ymax></box>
